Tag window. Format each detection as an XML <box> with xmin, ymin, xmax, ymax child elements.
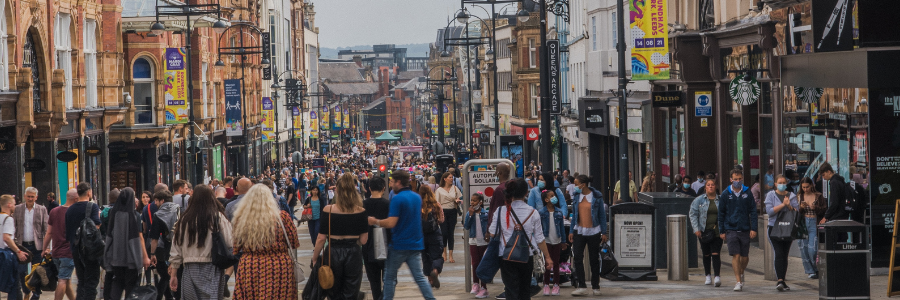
<box><xmin>201</xmin><ymin>62</ymin><xmax>208</xmax><ymax>118</ymax></box>
<box><xmin>55</xmin><ymin>13</ymin><xmax>72</xmax><ymax>108</ymax></box>
<box><xmin>592</xmin><ymin>16</ymin><xmax>597</xmax><ymax>51</ymax></box>
<box><xmin>498</xmin><ymin>72</ymin><xmax>512</xmax><ymax>91</ymax></box>
<box><xmin>612</xmin><ymin>12</ymin><xmax>618</xmax><ymax>47</ymax></box>
<box><xmin>530</xmin><ymin>83</ymin><xmax>539</xmax><ymax>118</ymax></box>
<box><xmin>528</xmin><ymin>38</ymin><xmax>537</xmax><ymax>68</ymax></box>
<box><xmin>133</xmin><ymin>58</ymin><xmax>154</xmax><ymax>124</ymax></box>
<box><xmin>84</xmin><ymin>19</ymin><xmax>97</xmax><ymax>107</ymax></box>
<box><xmin>0</xmin><ymin>2</ymin><xmax>8</xmax><ymax>91</ymax></box>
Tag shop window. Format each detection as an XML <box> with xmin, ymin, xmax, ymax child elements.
<box><xmin>202</xmin><ymin>62</ymin><xmax>208</xmax><ymax>118</ymax></box>
<box><xmin>24</xmin><ymin>34</ymin><xmax>40</xmax><ymax>112</ymax></box>
<box><xmin>591</xmin><ymin>16</ymin><xmax>597</xmax><ymax>51</ymax></box>
<box><xmin>133</xmin><ymin>58</ymin><xmax>155</xmax><ymax>125</ymax></box>
<box><xmin>530</xmin><ymin>83</ymin><xmax>539</xmax><ymax>118</ymax></box>
<box><xmin>611</xmin><ymin>12</ymin><xmax>617</xmax><ymax>47</ymax></box>
<box><xmin>84</xmin><ymin>19</ymin><xmax>98</xmax><ymax>107</ymax></box>
<box><xmin>55</xmin><ymin>13</ymin><xmax>73</xmax><ymax>108</ymax></box>
<box><xmin>528</xmin><ymin>38</ymin><xmax>537</xmax><ymax>68</ymax></box>
<box><xmin>0</xmin><ymin>1</ymin><xmax>8</xmax><ymax>91</ymax></box>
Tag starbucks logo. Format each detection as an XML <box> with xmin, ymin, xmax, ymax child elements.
<box><xmin>794</xmin><ymin>87</ymin><xmax>824</xmax><ymax>104</ymax></box>
<box><xmin>729</xmin><ymin>76</ymin><xmax>760</xmax><ymax>106</ymax></box>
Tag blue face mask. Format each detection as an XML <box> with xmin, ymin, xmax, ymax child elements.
<box><xmin>537</xmin><ymin>181</ymin><xmax>545</xmax><ymax>189</ymax></box>
<box><xmin>732</xmin><ymin>180</ymin><xmax>742</xmax><ymax>190</ymax></box>
<box><xmin>549</xmin><ymin>197</ymin><xmax>558</xmax><ymax>205</ymax></box>
<box><xmin>683</xmin><ymin>183</ymin><xmax>691</xmax><ymax>189</ymax></box>
<box><xmin>574</xmin><ymin>186</ymin><xmax>583</xmax><ymax>194</ymax></box>
<box><xmin>777</xmin><ymin>184</ymin><xmax>787</xmax><ymax>192</ymax></box>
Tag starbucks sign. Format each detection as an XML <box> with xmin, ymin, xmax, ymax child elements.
<box><xmin>794</xmin><ymin>86</ymin><xmax>825</xmax><ymax>104</ymax></box>
<box><xmin>729</xmin><ymin>76</ymin><xmax>760</xmax><ymax>105</ymax></box>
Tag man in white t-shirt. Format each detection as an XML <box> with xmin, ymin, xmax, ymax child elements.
<box><xmin>1</xmin><ymin>194</ymin><xmax>28</xmax><ymax>300</ymax></box>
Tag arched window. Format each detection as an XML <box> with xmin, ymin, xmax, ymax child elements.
<box><xmin>84</xmin><ymin>19</ymin><xmax>97</xmax><ymax>107</ymax></box>
<box><xmin>23</xmin><ymin>33</ymin><xmax>39</xmax><ymax>111</ymax></box>
<box><xmin>133</xmin><ymin>57</ymin><xmax>154</xmax><ymax>124</ymax></box>
<box><xmin>0</xmin><ymin>1</ymin><xmax>9</xmax><ymax>91</ymax></box>
<box><xmin>55</xmin><ymin>13</ymin><xmax>72</xmax><ymax>108</ymax></box>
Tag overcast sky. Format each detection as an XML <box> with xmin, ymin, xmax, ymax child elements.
<box><xmin>312</xmin><ymin>0</ymin><xmax>462</xmax><ymax>48</ymax></box>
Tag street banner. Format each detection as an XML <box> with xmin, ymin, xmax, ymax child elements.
<box><xmin>333</xmin><ymin>105</ymin><xmax>342</xmax><ymax>130</ymax></box>
<box><xmin>630</xmin><ymin>0</ymin><xmax>670</xmax><ymax>80</ymax></box>
<box><xmin>164</xmin><ymin>48</ymin><xmax>188</xmax><ymax>124</ymax></box>
<box><xmin>224</xmin><ymin>79</ymin><xmax>242</xmax><ymax>136</ymax></box>
<box><xmin>262</xmin><ymin>32</ymin><xmax>271</xmax><ymax>80</ymax></box>
<box><xmin>443</xmin><ymin>104</ymin><xmax>450</xmax><ymax>136</ymax></box>
<box><xmin>309</xmin><ymin>110</ymin><xmax>318</xmax><ymax>139</ymax></box>
<box><xmin>547</xmin><ymin>40</ymin><xmax>561</xmax><ymax>114</ymax></box>
<box><xmin>320</xmin><ymin>106</ymin><xmax>329</xmax><ymax>130</ymax></box>
<box><xmin>292</xmin><ymin>107</ymin><xmax>302</xmax><ymax>139</ymax></box>
<box><xmin>431</xmin><ymin>105</ymin><xmax>438</xmax><ymax>135</ymax></box>
<box><xmin>261</xmin><ymin>97</ymin><xmax>274</xmax><ymax>142</ymax></box>
<box><xmin>343</xmin><ymin>107</ymin><xmax>350</xmax><ymax>128</ymax></box>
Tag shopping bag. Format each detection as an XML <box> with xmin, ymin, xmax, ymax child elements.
<box><xmin>794</xmin><ymin>214</ymin><xmax>809</xmax><ymax>240</ymax></box>
<box><xmin>373</xmin><ymin>227</ymin><xmax>388</xmax><ymax>261</ymax></box>
<box><xmin>770</xmin><ymin>209</ymin><xmax>799</xmax><ymax>242</ymax></box>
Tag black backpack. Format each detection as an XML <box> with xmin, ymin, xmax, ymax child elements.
<box><xmin>74</xmin><ymin>202</ymin><xmax>105</xmax><ymax>261</ymax></box>
<box><xmin>422</xmin><ymin>211</ymin><xmax>440</xmax><ymax>234</ymax></box>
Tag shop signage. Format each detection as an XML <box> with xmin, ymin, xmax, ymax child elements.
<box><xmin>84</xmin><ymin>146</ymin><xmax>102</xmax><ymax>156</ymax></box>
<box><xmin>695</xmin><ymin>91</ymin><xmax>712</xmax><ymax>116</ymax></box>
<box><xmin>56</xmin><ymin>151</ymin><xmax>77</xmax><ymax>162</ymax></box>
<box><xmin>224</xmin><ymin>79</ymin><xmax>243</xmax><ymax>137</ymax></box>
<box><xmin>585</xmin><ymin>109</ymin><xmax>604</xmax><ymax>128</ymax></box>
<box><xmin>547</xmin><ymin>39</ymin><xmax>561</xmax><ymax>114</ymax></box>
<box><xmin>261</xmin><ymin>32</ymin><xmax>271</xmax><ymax>80</ymax></box>
<box><xmin>700</xmin><ymin>118</ymin><xmax>708</xmax><ymax>127</ymax></box>
<box><xmin>158</xmin><ymin>154</ymin><xmax>173</xmax><ymax>163</ymax></box>
<box><xmin>164</xmin><ymin>48</ymin><xmax>188</xmax><ymax>124</ymax></box>
<box><xmin>0</xmin><ymin>140</ymin><xmax>14</xmax><ymax>153</ymax></box>
<box><xmin>794</xmin><ymin>86</ymin><xmax>825</xmax><ymax>103</ymax></box>
<box><xmin>728</xmin><ymin>76</ymin><xmax>760</xmax><ymax>105</ymax></box>
<box><xmin>107</xmin><ymin>141</ymin><xmax>126</xmax><ymax>150</ymax></box>
<box><xmin>651</xmin><ymin>91</ymin><xmax>683</xmax><ymax>107</ymax></box>
<box><xmin>871</xmin><ymin>89</ymin><xmax>900</xmax><ymax>206</ymax></box>
<box><xmin>526</xmin><ymin>128</ymin><xmax>540</xmax><ymax>141</ymax></box>
<box><xmin>261</xmin><ymin>97</ymin><xmax>274</xmax><ymax>142</ymax></box>
<box><xmin>24</xmin><ymin>159</ymin><xmax>45</xmax><ymax>171</ymax></box>
<box><xmin>813</xmin><ymin>0</ymin><xmax>854</xmax><ymax>53</ymax></box>
<box><xmin>629</xmin><ymin>0</ymin><xmax>669</xmax><ymax>80</ymax></box>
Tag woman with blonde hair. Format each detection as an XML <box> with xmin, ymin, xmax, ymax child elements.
<box><xmin>418</xmin><ymin>185</ymin><xmax>445</xmax><ymax>288</ymax></box>
<box><xmin>427</xmin><ymin>176</ymin><xmax>439</xmax><ymax>192</ymax></box>
<box><xmin>231</xmin><ymin>184</ymin><xmax>299</xmax><ymax>300</ymax></box>
<box><xmin>310</xmin><ymin>173</ymin><xmax>369</xmax><ymax>300</ymax></box>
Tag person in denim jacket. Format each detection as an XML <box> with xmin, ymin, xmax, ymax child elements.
<box><xmin>567</xmin><ymin>175</ymin><xmax>607</xmax><ymax>296</ymax></box>
<box><xmin>717</xmin><ymin>169</ymin><xmax>758</xmax><ymax>292</ymax></box>
<box><xmin>464</xmin><ymin>193</ymin><xmax>490</xmax><ymax>298</ymax></box>
<box><xmin>526</xmin><ymin>174</ymin><xmax>568</xmax><ymax>218</ymax></box>
<box><xmin>689</xmin><ymin>179</ymin><xmax>722</xmax><ymax>287</ymax></box>
<box><xmin>538</xmin><ymin>190</ymin><xmax>566</xmax><ymax>296</ymax></box>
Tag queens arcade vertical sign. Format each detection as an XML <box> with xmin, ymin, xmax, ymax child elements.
<box><xmin>548</xmin><ymin>40</ymin><xmax>561</xmax><ymax>115</ymax></box>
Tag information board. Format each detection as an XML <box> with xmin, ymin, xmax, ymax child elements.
<box><xmin>614</xmin><ymin>214</ymin><xmax>653</xmax><ymax>268</ymax></box>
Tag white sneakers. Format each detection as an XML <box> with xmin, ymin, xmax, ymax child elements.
<box><xmin>571</xmin><ymin>288</ymin><xmax>589</xmax><ymax>296</ymax></box>
<box><xmin>733</xmin><ymin>282</ymin><xmax>743</xmax><ymax>292</ymax></box>
<box><xmin>593</xmin><ymin>289</ymin><xmax>601</xmax><ymax>296</ymax></box>
<box><xmin>714</xmin><ymin>276</ymin><xmax>721</xmax><ymax>287</ymax></box>
<box><xmin>704</xmin><ymin>275</ymin><xmax>712</xmax><ymax>285</ymax></box>
<box><xmin>705</xmin><ymin>275</ymin><xmax>722</xmax><ymax>287</ymax></box>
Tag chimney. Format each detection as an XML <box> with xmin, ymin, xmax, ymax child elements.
<box><xmin>353</xmin><ymin>55</ymin><xmax>362</xmax><ymax>67</ymax></box>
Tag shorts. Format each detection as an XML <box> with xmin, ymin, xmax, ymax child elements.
<box><xmin>54</xmin><ymin>257</ymin><xmax>74</xmax><ymax>280</ymax></box>
<box><xmin>726</xmin><ymin>231</ymin><xmax>751</xmax><ymax>257</ymax></box>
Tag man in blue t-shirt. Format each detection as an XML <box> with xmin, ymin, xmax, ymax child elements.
<box><xmin>368</xmin><ymin>170</ymin><xmax>435</xmax><ymax>300</ymax></box>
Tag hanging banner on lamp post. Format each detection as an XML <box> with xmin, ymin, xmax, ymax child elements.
<box><xmin>431</xmin><ymin>105</ymin><xmax>438</xmax><ymax>135</ymax></box>
<box><xmin>224</xmin><ymin>79</ymin><xmax>243</xmax><ymax>137</ymax></box>
<box><xmin>320</xmin><ymin>106</ymin><xmax>329</xmax><ymax>130</ymax></box>
<box><xmin>333</xmin><ymin>105</ymin><xmax>343</xmax><ymax>130</ymax></box>
<box><xmin>164</xmin><ymin>48</ymin><xmax>188</xmax><ymax>124</ymax></box>
<box><xmin>261</xmin><ymin>97</ymin><xmax>275</xmax><ymax>141</ymax></box>
<box><xmin>343</xmin><ymin>107</ymin><xmax>350</xmax><ymax>129</ymax></box>
<box><xmin>547</xmin><ymin>40</ymin><xmax>561</xmax><ymax>114</ymax></box>
<box><xmin>309</xmin><ymin>110</ymin><xmax>318</xmax><ymax>139</ymax></box>
<box><xmin>630</xmin><ymin>0</ymin><xmax>670</xmax><ymax>80</ymax></box>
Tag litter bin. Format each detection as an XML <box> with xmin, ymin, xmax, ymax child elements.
<box><xmin>818</xmin><ymin>220</ymin><xmax>869</xmax><ymax>300</ymax></box>
<box><xmin>636</xmin><ymin>192</ymin><xmax>698</xmax><ymax>269</ymax></box>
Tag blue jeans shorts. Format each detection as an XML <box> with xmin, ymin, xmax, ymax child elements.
<box><xmin>54</xmin><ymin>257</ymin><xmax>74</xmax><ymax>280</ymax></box>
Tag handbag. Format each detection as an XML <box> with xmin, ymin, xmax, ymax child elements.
<box><xmin>318</xmin><ymin>212</ymin><xmax>334</xmax><ymax>289</ymax></box>
<box><xmin>699</xmin><ymin>224</ymin><xmax>718</xmax><ymax>243</ymax></box>
<box><xmin>475</xmin><ymin>209</ymin><xmax>503</xmax><ymax>282</ymax></box>
<box><xmin>794</xmin><ymin>213</ymin><xmax>809</xmax><ymax>240</ymax></box>
<box><xmin>598</xmin><ymin>242</ymin><xmax>619</xmax><ymax>279</ymax></box>
<box><xmin>770</xmin><ymin>209</ymin><xmax>800</xmax><ymax>242</ymax></box>
<box><xmin>373</xmin><ymin>226</ymin><xmax>388</xmax><ymax>261</ymax></box>
<box><xmin>211</xmin><ymin>216</ymin><xmax>239</xmax><ymax>269</ymax></box>
<box><xmin>501</xmin><ymin>206</ymin><xmax>537</xmax><ymax>264</ymax></box>
<box><xmin>126</xmin><ymin>268</ymin><xmax>157</xmax><ymax>300</ymax></box>
<box><xmin>277</xmin><ymin>215</ymin><xmax>305</xmax><ymax>286</ymax></box>
<box><xmin>300</xmin><ymin>208</ymin><xmax>313</xmax><ymax>223</ymax></box>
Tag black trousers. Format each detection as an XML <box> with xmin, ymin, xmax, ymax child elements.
<box><xmin>768</xmin><ymin>226</ymin><xmax>793</xmax><ymax>280</ymax></box>
<box><xmin>155</xmin><ymin>252</ymin><xmax>174</xmax><ymax>300</ymax></box>
<box><xmin>363</xmin><ymin>256</ymin><xmax>385</xmax><ymax>300</ymax></box>
<box><xmin>107</xmin><ymin>267</ymin><xmax>139</xmax><ymax>300</ymax></box>
<box><xmin>72</xmin><ymin>250</ymin><xmax>101</xmax><ymax>300</ymax></box>
<box><xmin>325</xmin><ymin>239</ymin><xmax>364</xmax><ymax>300</ymax></box>
<box><xmin>422</xmin><ymin>231</ymin><xmax>444</xmax><ymax>276</ymax></box>
<box><xmin>441</xmin><ymin>209</ymin><xmax>457</xmax><ymax>251</ymax></box>
<box><xmin>572</xmin><ymin>233</ymin><xmax>602</xmax><ymax>289</ymax></box>
<box><xmin>499</xmin><ymin>257</ymin><xmax>534</xmax><ymax>300</ymax></box>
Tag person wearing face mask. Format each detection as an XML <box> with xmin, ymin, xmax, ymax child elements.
<box><xmin>717</xmin><ymin>169</ymin><xmax>758</xmax><ymax>292</ymax></box>
<box><xmin>764</xmin><ymin>175</ymin><xmax>799</xmax><ymax>291</ymax></box>
<box><xmin>464</xmin><ymin>193</ymin><xmax>490</xmax><ymax>298</ymax></box>
<box><xmin>538</xmin><ymin>190</ymin><xmax>565</xmax><ymax>296</ymax></box>
<box><xmin>689</xmin><ymin>179</ymin><xmax>723</xmax><ymax>287</ymax></box>
<box><xmin>526</xmin><ymin>174</ymin><xmax>568</xmax><ymax>218</ymax></box>
<box><xmin>676</xmin><ymin>175</ymin><xmax>698</xmax><ymax>197</ymax></box>
<box><xmin>567</xmin><ymin>175</ymin><xmax>607</xmax><ymax>296</ymax></box>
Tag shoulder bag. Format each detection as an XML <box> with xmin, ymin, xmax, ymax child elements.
<box><xmin>277</xmin><ymin>214</ymin><xmax>305</xmax><ymax>287</ymax></box>
<box><xmin>211</xmin><ymin>216</ymin><xmax>239</xmax><ymax>269</ymax></box>
<box><xmin>699</xmin><ymin>224</ymin><xmax>718</xmax><ymax>243</ymax></box>
<box><xmin>317</xmin><ymin>211</ymin><xmax>334</xmax><ymax>289</ymax></box>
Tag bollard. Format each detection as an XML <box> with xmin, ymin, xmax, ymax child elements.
<box><xmin>667</xmin><ymin>215</ymin><xmax>688</xmax><ymax>281</ymax></box>
<box><xmin>761</xmin><ymin>214</ymin><xmax>776</xmax><ymax>281</ymax></box>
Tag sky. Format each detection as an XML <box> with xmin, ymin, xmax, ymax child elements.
<box><xmin>312</xmin><ymin>0</ymin><xmax>463</xmax><ymax>48</ymax></box>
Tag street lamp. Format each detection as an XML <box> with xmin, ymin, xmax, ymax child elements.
<box><xmin>443</xmin><ymin>8</ymin><xmax>490</xmax><ymax>156</ymax></box>
<box><xmin>456</xmin><ymin>10</ymin><xmax>470</xmax><ymax>23</ymax></box>
<box><xmin>517</xmin><ymin>9</ymin><xmax>531</xmax><ymax>23</ymax></box>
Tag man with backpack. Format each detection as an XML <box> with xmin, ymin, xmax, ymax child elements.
<box><xmin>819</xmin><ymin>163</ymin><xmax>863</xmax><ymax>223</ymax></box>
<box><xmin>65</xmin><ymin>182</ymin><xmax>102</xmax><ymax>300</ymax></box>
<box><xmin>148</xmin><ymin>191</ymin><xmax>179</xmax><ymax>300</ymax></box>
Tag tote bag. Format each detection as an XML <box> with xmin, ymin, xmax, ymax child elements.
<box><xmin>770</xmin><ymin>209</ymin><xmax>799</xmax><ymax>242</ymax></box>
<box><xmin>373</xmin><ymin>227</ymin><xmax>388</xmax><ymax>261</ymax></box>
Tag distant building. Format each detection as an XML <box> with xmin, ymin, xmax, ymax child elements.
<box><xmin>338</xmin><ymin>44</ymin><xmax>410</xmax><ymax>71</ymax></box>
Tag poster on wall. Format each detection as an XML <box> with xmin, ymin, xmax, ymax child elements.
<box><xmin>309</xmin><ymin>110</ymin><xmax>318</xmax><ymax>139</ymax></box>
<box><xmin>629</xmin><ymin>0</ymin><xmax>669</xmax><ymax>80</ymax></box>
<box><xmin>261</xmin><ymin>97</ymin><xmax>275</xmax><ymax>142</ymax></box>
<box><xmin>870</xmin><ymin>88</ymin><xmax>900</xmax><ymax>206</ymax></box>
<box><xmin>164</xmin><ymin>48</ymin><xmax>188</xmax><ymax>124</ymax></box>
<box><xmin>224</xmin><ymin>79</ymin><xmax>242</xmax><ymax>137</ymax></box>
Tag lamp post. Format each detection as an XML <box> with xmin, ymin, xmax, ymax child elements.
<box><xmin>427</xmin><ymin>65</ymin><xmax>456</xmax><ymax>153</ymax></box>
<box><xmin>271</xmin><ymin>68</ymin><xmax>306</xmax><ymax>153</ymax></box>
<box><xmin>151</xmin><ymin>3</ymin><xmax>228</xmax><ymax>184</ymax></box>
<box><xmin>442</xmin><ymin>11</ymin><xmax>490</xmax><ymax>157</ymax></box>
<box><xmin>215</xmin><ymin>22</ymin><xmax>269</xmax><ymax>176</ymax></box>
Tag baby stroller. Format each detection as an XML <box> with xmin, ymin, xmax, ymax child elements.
<box><xmin>25</xmin><ymin>254</ymin><xmax>58</xmax><ymax>293</ymax></box>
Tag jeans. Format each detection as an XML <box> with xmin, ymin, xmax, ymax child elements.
<box><xmin>308</xmin><ymin>219</ymin><xmax>321</xmax><ymax>245</ymax></box>
<box><xmin>72</xmin><ymin>250</ymin><xmax>101</xmax><ymax>300</ymax></box>
<box><xmin>382</xmin><ymin>248</ymin><xmax>435</xmax><ymax>300</ymax></box>
<box><xmin>699</xmin><ymin>236</ymin><xmax>723</xmax><ymax>277</ymax></box>
<box><xmin>799</xmin><ymin>217</ymin><xmax>819</xmax><ymax>275</ymax></box>
<box><xmin>572</xmin><ymin>233</ymin><xmax>602</xmax><ymax>289</ymax></box>
<box><xmin>17</xmin><ymin>242</ymin><xmax>41</xmax><ymax>298</ymax></box>
<box><xmin>543</xmin><ymin>243</ymin><xmax>562</xmax><ymax>285</ymax></box>
<box><xmin>499</xmin><ymin>257</ymin><xmax>534</xmax><ymax>300</ymax></box>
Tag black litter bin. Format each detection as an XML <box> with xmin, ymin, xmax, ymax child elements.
<box><xmin>818</xmin><ymin>220</ymin><xmax>869</xmax><ymax>300</ymax></box>
<box><xmin>636</xmin><ymin>192</ymin><xmax>698</xmax><ymax>269</ymax></box>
